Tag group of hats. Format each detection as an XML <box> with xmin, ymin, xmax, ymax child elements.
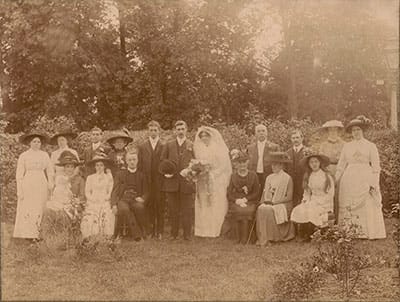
<box><xmin>19</xmin><ymin>130</ymin><xmax>78</xmax><ymax>146</ymax></box>
<box><xmin>321</xmin><ymin>116</ymin><xmax>371</xmax><ymax>133</ymax></box>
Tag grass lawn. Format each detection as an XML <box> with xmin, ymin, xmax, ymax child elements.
<box><xmin>1</xmin><ymin>219</ymin><xmax>399</xmax><ymax>301</ymax></box>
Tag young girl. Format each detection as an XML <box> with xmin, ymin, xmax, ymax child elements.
<box><xmin>290</xmin><ymin>153</ymin><xmax>334</xmax><ymax>241</ymax></box>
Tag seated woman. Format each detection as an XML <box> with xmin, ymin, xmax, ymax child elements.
<box><xmin>41</xmin><ymin>151</ymin><xmax>85</xmax><ymax>245</ymax></box>
<box><xmin>227</xmin><ymin>152</ymin><xmax>260</xmax><ymax>244</ymax></box>
<box><xmin>290</xmin><ymin>152</ymin><xmax>334</xmax><ymax>241</ymax></box>
<box><xmin>80</xmin><ymin>152</ymin><xmax>115</xmax><ymax>238</ymax></box>
<box><xmin>256</xmin><ymin>152</ymin><xmax>295</xmax><ymax>247</ymax></box>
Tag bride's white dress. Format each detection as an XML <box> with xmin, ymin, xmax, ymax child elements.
<box><xmin>194</xmin><ymin>127</ymin><xmax>232</xmax><ymax>237</ymax></box>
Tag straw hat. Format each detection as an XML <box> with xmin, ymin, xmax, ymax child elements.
<box><xmin>300</xmin><ymin>151</ymin><xmax>330</xmax><ymax>168</ymax></box>
<box><xmin>321</xmin><ymin>120</ymin><xmax>344</xmax><ymax>129</ymax></box>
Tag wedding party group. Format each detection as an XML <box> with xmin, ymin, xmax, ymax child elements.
<box><xmin>12</xmin><ymin>115</ymin><xmax>387</xmax><ymax>247</ymax></box>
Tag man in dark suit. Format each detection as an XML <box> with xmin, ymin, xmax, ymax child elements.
<box><xmin>247</xmin><ymin>124</ymin><xmax>280</xmax><ymax>199</ymax></box>
<box><xmin>82</xmin><ymin>127</ymin><xmax>110</xmax><ymax>178</ymax></box>
<box><xmin>286</xmin><ymin>129</ymin><xmax>309</xmax><ymax>207</ymax></box>
<box><xmin>160</xmin><ymin>120</ymin><xmax>195</xmax><ymax>240</ymax></box>
<box><xmin>111</xmin><ymin>151</ymin><xmax>150</xmax><ymax>240</ymax></box>
<box><xmin>138</xmin><ymin>120</ymin><xmax>165</xmax><ymax>240</ymax></box>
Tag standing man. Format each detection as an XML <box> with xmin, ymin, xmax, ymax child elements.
<box><xmin>286</xmin><ymin>129</ymin><xmax>309</xmax><ymax>207</ymax></box>
<box><xmin>160</xmin><ymin>120</ymin><xmax>195</xmax><ymax>241</ymax></box>
<box><xmin>82</xmin><ymin>127</ymin><xmax>109</xmax><ymax>178</ymax></box>
<box><xmin>247</xmin><ymin>124</ymin><xmax>280</xmax><ymax>199</ymax></box>
<box><xmin>138</xmin><ymin>120</ymin><xmax>165</xmax><ymax>240</ymax></box>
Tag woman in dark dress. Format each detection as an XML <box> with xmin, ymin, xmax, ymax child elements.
<box><xmin>227</xmin><ymin>152</ymin><xmax>260</xmax><ymax>244</ymax></box>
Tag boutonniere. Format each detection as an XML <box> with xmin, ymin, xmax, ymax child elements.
<box><xmin>242</xmin><ymin>186</ymin><xmax>248</xmax><ymax>195</ymax></box>
<box><xmin>186</xmin><ymin>142</ymin><xmax>193</xmax><ymax>152</ymax></box>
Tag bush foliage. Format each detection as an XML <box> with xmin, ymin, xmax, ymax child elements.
<box><xmin>1</xmin><ymin>116</ymin><xmax>398</xmax><ymax>223</ymax></box>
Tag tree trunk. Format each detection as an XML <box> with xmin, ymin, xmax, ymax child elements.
<box><xmin>117</xmin><ymin>1</ymin><xmax>127</xmax><ymax>57</ymax></box>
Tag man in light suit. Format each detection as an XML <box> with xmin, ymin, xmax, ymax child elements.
<box><xmin>138</xmin><ymin>120</ymin><xmax>165</xmax><ymax>240</ymax></box>
<box><xmin>160</xmin><ymin>120</ymin><xmax>195</xmax><ymax>241</ymax></box>
<box><xmin>247</xmin><ymin>124</ymin><xmax>280</xmax><ymax>199</ymax></box>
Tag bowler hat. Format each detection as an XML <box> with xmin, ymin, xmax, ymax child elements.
<box><xmin>159</xmin><ymin>159</ymin><xmax>177</xmax><ymax>175</ymax></box>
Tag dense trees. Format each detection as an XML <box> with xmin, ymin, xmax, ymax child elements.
<box><xmin>0</xmin><ymin>0</ymin><xmax>396</xmax><ymax>132</ymax></box>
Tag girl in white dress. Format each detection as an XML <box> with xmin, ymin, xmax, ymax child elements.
<box><xmin>193</xmin><ymin>126</ymin><xmax>232</xmax><ymax>237</ymax></box>
<box><xmin>14</xmin><ymin>133</ymin><xmax>54</xmax><ymax>239</ymax></box>
<box><xmin>80</xmin><ymin>154</ymin><xmax>115</xmax><ymax>238</ymax></box>
<box><xmin>291</xmin><ymin>153</ymin><xmax>334</xmax><ymax>241</ymax></box>
<box><xmin>335</xmin><ymin>116</ymin><xmax>386</xmax><ymax>239</ymax></box>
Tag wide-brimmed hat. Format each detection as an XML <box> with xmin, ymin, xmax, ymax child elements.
<box><xmin>50</xmin><ymin>130</ymin><xmax>77</xmax><ymax>145</ymax></box>
<box><xmin>56</xmin><ymin>150</ymin><xmax>82</xmax><ymax>167</ymax></box>
<box><xmin>87</xmin><ymin>150</ymin><xmax>113</xmax><ymax>167</ymax></box>
<box><xmin>106</xmin><ymin>130</ymin><xmax>133</xmax><ymax>145</ymax></box>
<box><xmin>300</xmin><ymin>152</ymin><xmax>330</xmax><ymax>168</ymax></box>
<box><xmin>159</xmin><ymin>159</ymin><xmax>177</xmax><ymax>175</ymax></box>
<box><xmin>345</xmin><ymin>115</ymin><xmax>371</xmax><ymax>133</ymax></box>
<box><xmin>19</xmin><ymin>132</ymin><xmax>49</xmax><ymax>145</ymax></box>
<box><xmin>268</xmin><ymin>152</ymin><xmax>291</xmax><ymax>164</ymax></box>
<box><xmin>321</xmin><ymin>120</ymin><xmax>344</xmax><ymax>129</ymax></box>
<box><xmin>232</xmin><ymin>151</ymin><xmax>249</xmax><ymax>163</ymax></box>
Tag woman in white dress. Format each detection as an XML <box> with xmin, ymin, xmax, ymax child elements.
<box><xmin>291</xmin><ymin>153</ymin><xmax>334</xmax><ymax>241</ymax></box>
<box><xmin>14</xmin><ymin>133</ymin><xmax>54</xmax><ymax>240</ymax></box>
<box><xmin>49</xmin><ymin>130</ymin><xmax>79</xmax><ymax>181</ymax></box>
<box><xmin>80</xmin><ymin>153</ymin><xmax>115</xmax><ymax>238</ymax></box>
<box><xmin>335</xmin><ymin>116</ymin><xmax>386</xmax><ymax>239</ymax></box>
<box><xmin>193</xmin><ymin>126</ymin><xmax>232</xmax><ymax>237</ymax></box>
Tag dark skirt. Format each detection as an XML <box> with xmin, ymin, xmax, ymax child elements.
<box><xmin>230</xmin><ymin>204</ymin><xmax>257</xmax><ymax>221</ymax></box>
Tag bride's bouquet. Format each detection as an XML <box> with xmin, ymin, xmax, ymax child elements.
<box><xmin>180</xmin><ymin>159</ymin><xmax>211</xmax><ymax>183</ymax></box>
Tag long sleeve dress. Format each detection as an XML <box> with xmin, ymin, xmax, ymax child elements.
<box><xmin>291</xmin><ymin>169</ymin><xmax>334</xmax><ymax>228</ymax></box>
<box><xmin>14</xmin><ymin>149</ymin><xmax>53</xmax><ymax>239</ymax></box>
<box><xmin>335</xmin><ymin>138</ymin><xmax>386</xmax><ymax>239</ymax></box>
<box><xmin>194</xmin><ymin>145</ymin><xmax>232</xmax><ymax>238</ymax></box>
<box><xmin>81</xmin><ymin>172</ymin><xmax>115</xmax><ymax>237</ymax></box>
<box><xmin>256</xmin><ymin>170</ymin><xmax>295</xmax><ymax>244</ymax></box>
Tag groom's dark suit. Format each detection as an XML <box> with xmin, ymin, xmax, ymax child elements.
<box><xmin>160</xmin><ymin>138</ymin><xmax>195</xmax><ymax>239</ymax></box>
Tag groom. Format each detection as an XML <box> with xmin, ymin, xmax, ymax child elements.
<box><xmin>160</xmin><ymin>120</ymin><xmax>195</xmax><ymax>240</ymax></box>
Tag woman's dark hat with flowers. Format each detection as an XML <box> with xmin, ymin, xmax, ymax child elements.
<box><xmin>268</xmin><ymin>151</ymin><xmax>291</xmax><ymax>164</ymax></box>
<box><xmin>87</xmin><ymin>148</ymin><xmax>113</xmax><ymax>167</ymax></box>
<box><xmin>159</xmin><ymin>159</ymin><xmax>177</xmax><ymax>175</ymax></box>
<box><xmin>345</xmin><ymin>115</ymin><xmax>371</xmax><ymax>133</ymax></box>
<box><xmin>50</xmin><ymin>129</ymin><xmax>78</xmax><ymax>145</ymax></box>
<box><xmin>233</xmin><ymin>151</ymin><xmax>249</xmax><ymax>163</ymax></box>
<box><xmin>56</xmin><ymin>150</ymin><xmax>82</xmax><ymax>167</ymax></box>
<box><xmin>106</xmin><ymin>128</ymin><xmax>133</xmax><ymax>145</ymax></box>
<box><xmin>300</xmin><ymin>150</ymin><xmax>330</xmax><ymax>168</ymax></box>
<box><xmin>19</xmin><ymin>132</ymin><xmax>49</xmax><ymax>145</ymax></box>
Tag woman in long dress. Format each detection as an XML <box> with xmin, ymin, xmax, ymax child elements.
<box><xmin>256</xmin><ymin>152</ymin><xmax>295</xmax><ymax>246</ymax></box>
<box><xmin>49</xmin><ymin>130</ymin><xmax>79</xmax><ymax>180</ymax></box>
<box><xmin>80</xmin><ymin>153</ymin><xmax>115</xmax><ymax>238</ymax></box>
<box><xmin>335</xmin><ymin>116</ymin><xmax>386</xmax><ymax>239</ymax></box>
<box><xmin>193</xmin><ymin>126</ymin><xmax>232</xmax><ymax>237</ymax></box>
<box><xmin>14</xmin><ymin>133</ymin><xmax>54</xmax><ymax>240</ymax></box>
<box><xmin>291</xmin><ymin>153</ymin><xmax>334</xmax><ymax>241</ymax></box>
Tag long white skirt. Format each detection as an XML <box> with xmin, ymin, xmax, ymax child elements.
<box><xmin>13</xmin><ymin>171</ymin><xmax>48</xmax><ymax>239</ymax></box>
<box><xmin>338</xmin><ymin>164</ymin><xmax>386</xmax><ymax>239</ymax></box>
<box><xmin>80</xmin><ymin>201</ymin><xmax>115</xmax><ymax>238</ymax></box>
<box><xmin>195</xmin><ymin>175</ymin><xmax>228</xmax><ymax>237</ymax></box>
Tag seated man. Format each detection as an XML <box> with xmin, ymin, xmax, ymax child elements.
<box><xmin>111</xmin><ymin>151</ymin><xmax>150</xmax><ymax>240</ymax></box>
<box><xmin>227</xmin><ymin>152</ymin><xmax>260</xmax><ymax>244</ymax></box>
<box><xmin>256</xmin><ymin>152</ymin><xmax>295</xmax><ymax>247</ymax></box>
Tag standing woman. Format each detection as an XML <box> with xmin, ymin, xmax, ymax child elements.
<box><xmin>49</xmin><ymin>130</ymin><xmax>79</xmax><ymax>179</ymax></box>
<box><xmin>335</xmin><ymin>116</ymin><xmax>386</xmax><ymax>239</ymax></box>
<box><xmin>14</xmin><ymin>133</ymin><xmax>54</xmax><ymax>240</ymax></box>
<box><xmin>80</xmin><ymin>152</ymin><xmax>115</xmax><ymax>238</ymax></box>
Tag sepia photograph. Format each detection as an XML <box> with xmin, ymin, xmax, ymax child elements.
<box><xmin>0</xmin><ymin>0</ymin><xmax>399</xmax><ymax>301</ymax></box>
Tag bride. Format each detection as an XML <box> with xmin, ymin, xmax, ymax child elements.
<box><xmin>193</xmin><ymin>126</ymin><xmax>232</xmax><ymax>237</ymax></box>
